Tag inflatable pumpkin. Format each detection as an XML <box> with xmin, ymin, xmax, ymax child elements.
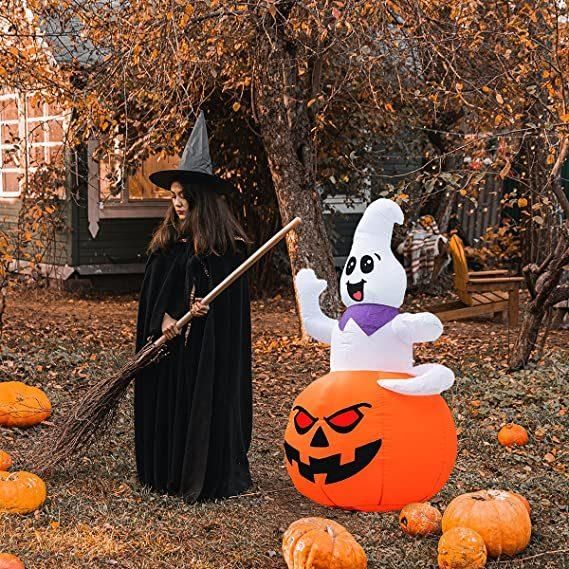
<box><xmin>284</xmin><ymin>371</ymin><xmax>457</xmax><ymax>512</ymax></box>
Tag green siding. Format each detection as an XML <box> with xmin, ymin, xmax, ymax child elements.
<box><xmin>73</xmin><ymin>148</ymin><xmax>161</xmax><ymax>267</ymax></box>
<box><xmin>77</xmin><ymin>216</ymin><xmax>160</xmax><ymax>265</ymax></box>
<box><xmin>0</xmin><ymin>197</ymin><xmax>72</xmax><ymax>266</ymax></box>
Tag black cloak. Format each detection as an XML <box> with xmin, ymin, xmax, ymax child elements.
<box><xmin>134</xmin><ymin>241</ymin><xmax>252</xmax><ymax>501</ymax></box>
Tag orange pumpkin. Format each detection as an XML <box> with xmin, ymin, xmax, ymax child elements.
<box><xmin>282</xmin><ymin>517</ymin><xmax>367</xmax><ymax>569</ymax></box>
<box><xmin>442</xmin><ymin>490</ymin><xmax>531</xmax><ymax>557</ymax></box>
<box><xmin>284</xmin><ymin>371</ymin><xmax>457</xmax><ymax>511</ymax></box>
<box><xmin>0</xmin><ymin>382</ymin><xmax>51</xmax><ymax>428</ymax></box>
<box><xmin>0</xmin><ymin>451</ymin><xmax>12</xmax><ymax>471</ymax></box>
<box><xmin>399</xmin><ymin>502</ymin><xmax>442</xmax><ymax>536</ymax></box>
<box><xmin>497</xmin><ymin>424</ymin><xmax>528</xmax><ymax>447</ymax></box>
<box><xmin>0</xmin><ymin>471</ymin><xmax>47</xmax><ymax>514</ymax></box>
<box><xmin>0</xmin><ymin>554</ymin><xmax>25</xmax><ymax>569</ymax></box>
<box><xmin>438</xmin><ymin>527</ymin><xmax>487</xmax><ymax>569</ymax></box>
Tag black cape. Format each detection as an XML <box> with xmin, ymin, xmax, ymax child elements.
<box><xmin>134</xmin><ymin>241</ymin><xmax>252</xmax><ymax>502</ymax></box>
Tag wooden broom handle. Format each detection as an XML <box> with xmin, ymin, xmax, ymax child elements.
<box><xmin>153</xmin><ymin>217</ymin><xmax>302</xmax><ymax>347</ymax></box>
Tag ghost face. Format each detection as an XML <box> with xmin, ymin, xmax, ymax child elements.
<box><xmin>340</xmin><ymin>236</ymin><xmax>407</xmax><ymax>308</ymax></box>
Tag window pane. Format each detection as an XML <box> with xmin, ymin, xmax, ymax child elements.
<box><xmin>99</xmin><ymin>158</ymin><xmax>122</xmax><ymax>202</ymax></box>
<box><xmin>29</xmin><ymin>145</ymin><xmax>45</xmax><ymax>167</ymax></box>
<box><xmin>46</xmin><ymin>119</ymin><xmax>64</xmax><ymax>143</ymax></box>
<box><xmin>2</xmin><ymin>172</ymin><xmax>21</xmax><ymax>193</ymax></box>
<box><xmin>128</xmin><ymin>154</ymin><xmax>178</xmax><ymax>200</ymax></box>
<box><xmin>0</xmin><ymin>98</ymin><xmax>18</xmax><ymax>121</ymax></box>
<box><xmin>2</xmin><ymin>122</ymin><xmax>19</xmax><ymax>144</ymax></box>
<box><xmin>27</xmin><ymin>122</ymin><xmax>45</xmax><ymax>145</ymax></box>
<box><xmin>46</xmin><ymin>101</ymin><xmax>64</xmax><ymax>116</ymax></box>
<box><xmin>48</xmin><ymin>144</ymin><xmax>64</xmax><ymax>166</ymax></box>
<box><xmin>26</xmin><ymin>96</ymin><xmax>44</xmax><ymax>118</ymax></box>
<box><xmin>1</xmin><ymin>147</ymin><xmax>19</xmax><ymax>168</ymax></box>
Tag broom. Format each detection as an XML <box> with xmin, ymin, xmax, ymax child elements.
<box><xmin>39</xmin><ymin>217</ymin><xmax>301</xmax><ymax>473</ymax></box>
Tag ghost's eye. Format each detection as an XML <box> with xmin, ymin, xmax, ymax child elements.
<box><xmin>346</xmin><ymin>256</ymin><xmax>357</xmax><ymax>276</ymax></box>
<box><xmin>294</xmin><ymin>407</ymin><xmax>316</xmax><ymax>434</ymax></box>
<box><xmin>360</xmin><ymin>255</ymin><xmax>374</xmax><ymax>273</ymax></box>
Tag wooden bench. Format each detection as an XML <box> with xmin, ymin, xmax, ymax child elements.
<box><xmin>431</xmin><ymin>235</ymin><xmax>523</xmax><ymax>325</ymax></box>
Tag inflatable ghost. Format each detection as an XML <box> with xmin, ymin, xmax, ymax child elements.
<box><xmin>295</xmin><ymin>198</ymin><xmax>454</xmax><ymax>395</ymax></box>
<box><xmin>284</xmin><ymin>199</ymin><xmax>457</xmax><ymax>511</ymax></box>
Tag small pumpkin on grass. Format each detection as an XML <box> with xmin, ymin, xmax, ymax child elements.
<box><xmin>0</xmin><ymin>553</ymin><xmax>25</xmax><ymax>569</ymax></box>
<box><xmin>498</xmin><ymin>424</ymin><xmax>528</xmax><ymax>447</ymax></box>
<box><xmin>0</xmin><ymin>382</ymin><xmax>51</xmax><ymax>428</ymax></box>
<box><xmin>399</xmin><ymin>502</ymin><xmax>442</xmax><ymax>536</ymax></box>
<box><xmin>438</xmin><ymin>527</ymin><xmax>487</xmax><ymax>569</ymax></box>
<box><xmin>0</xmin><ymin>471</ymin><xmax>47</xmax><ymax>514</ymax></box>
<box><xmin>282</xmin><ymin>517</ymin><xmax>367</xmax><ymax>569</ymax></box>
<box><xmin>0</xmin><ymin>450</ymin><xmax>12</xmax><ymax>471</ymax></box>
<box><xmin>442</xmin><ymin>490</ymin><xmax>531</xmax><ymax>557</ymax></box>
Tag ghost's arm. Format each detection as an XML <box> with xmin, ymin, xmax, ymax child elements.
<box><xmin>378</xmin><ymin>363</ymin><xmax>455</xmax><ymax>395</ymax></box>
<box><xmin>392</xmin><ymin>312</ymin><xmax>443</xmax><ymax>344</ymax></box>
<box><xmin>295</xmin><ymin>269</ymin><xmax>336</xmax><ymax>344</ymax></box>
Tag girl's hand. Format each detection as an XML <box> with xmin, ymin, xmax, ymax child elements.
<box><xmin>162</xmin><ymin>312</ymin><xmax>181</xmax><ymax>340</ymax></box>
<box><xmin>192</xmin><ymin>298</ymin><xmax>209</xmax><ymax>318</ymax></box>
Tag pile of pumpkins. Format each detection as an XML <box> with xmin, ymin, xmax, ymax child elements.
<box><xmin>402</xmin><ymin>490</ymin><xmax>531</xmax><ymax>568</ymax></box>
<box><xmin>0</xmin><ymin>381</ymin><xmax>52</xmax><ymax>569</ymax></box>
<box><xmin>283</xmin><ymin>423</ymin><xmax>533</xmax><ymax>569</ymax></box>
<box><xmin>282</xmin><ymin>490</ymin><xmax>531</xmax><ymax>569</ymax></box>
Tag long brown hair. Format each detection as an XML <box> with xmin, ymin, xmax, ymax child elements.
<box><xmin>148</xmin><ymin>182</ymin><xmax>248</xmax><ymax>255</ymax></box>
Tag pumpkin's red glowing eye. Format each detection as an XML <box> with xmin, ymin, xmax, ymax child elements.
<box><xmin>294</xmin><ymin>409</ymin><xmax>316</xmax><ymax>433</ymax></box>
<box><xmin>328</xmin><ymin>409</ymin><xmax>360</xmax><ymax>428</ymax></box>
<box><xmin>325</xmin><ymin>404</ymin><xmax>369</xmax><ymax>433</ymax></box>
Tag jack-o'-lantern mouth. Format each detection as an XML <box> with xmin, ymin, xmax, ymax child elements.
<box><xmin>347</xmin><ymin>280</ymin><xmax>366</xmax><ymax>302</ymax></box>
<box><xmin>284</xmin><ymin>439</ymin><xmax>382</xmax><ymax>484</ymax></box>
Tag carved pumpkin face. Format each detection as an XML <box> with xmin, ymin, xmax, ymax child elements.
<box><xmin>284</xmin><ymin>371</ymin><xmax>457</xmax><ymax>512</ymax></box>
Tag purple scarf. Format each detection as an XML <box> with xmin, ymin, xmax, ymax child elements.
<box><xmin>338</xmin><ymin>303</ymin><xmax>399</xmax><ymax>336</ymax></box>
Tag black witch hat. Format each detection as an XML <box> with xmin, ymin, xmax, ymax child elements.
<box><xmin>149</xmin><ymin>111</ymin><xmax>233</xmax><ymax>194</ymax></box>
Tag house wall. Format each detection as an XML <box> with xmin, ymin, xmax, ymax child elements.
<box><xmin>72</xmin><ymin>148</ymin><xmax>162</xmax><ymax>269</ymax></box>
<box><xmin>0</xmin><ymin>195</ymin><xmax>72</xmax><ymax>269</ymax></box>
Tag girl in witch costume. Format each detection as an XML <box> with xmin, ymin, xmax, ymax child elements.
<box><xmin>134</xmin><ymin>113</ymin><xmax>252</xmax><ymax>501</ymax></box>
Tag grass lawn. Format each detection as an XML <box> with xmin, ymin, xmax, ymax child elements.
<box><xmin>0</xmin><ymin>288</ymin><xmax>567</xmax><ymax>568</ymax></box>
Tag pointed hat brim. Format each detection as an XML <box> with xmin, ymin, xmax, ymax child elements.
<box><xmin>149</xmin><ymin>169</ymin><xmax>234</xmax><ymax>194</ymax></box>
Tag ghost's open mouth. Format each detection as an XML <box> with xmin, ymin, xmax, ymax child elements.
<box><xmin>284</xmin><ymin>439</ymin><xmax>382</xmax><ymax>484</ymax></box>
<box><xmin>347</xmin><ymin>280</ymin><xmax>365</xmax><ymax>302</ymax></box>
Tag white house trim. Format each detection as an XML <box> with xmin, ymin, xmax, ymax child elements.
<box><xmin>86</xmin><ymin>140</ymin><xmax>170</xmax><ymax>238</ymax></box>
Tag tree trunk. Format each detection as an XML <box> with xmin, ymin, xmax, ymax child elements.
<box><xmin>510</xmin><ymin>229</ymin><xmax>569</xmax><ymax>370</ymax></box>
<box><xmin>253</xmin><ymin>14</ymin><xmax>340</xmax><ymax>334</ymax></box>
<box><xmin>436</xmin><ymin>181</ymin><xmax>457</xmax><ymax>233</ymax></box>
<box><xmin>510</xmin><ymin>136</ymin><xmax>569</xmax><ymax>370</ymax></box>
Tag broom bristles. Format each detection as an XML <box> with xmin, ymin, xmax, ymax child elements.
<box><xmin>35</xmin><ymin>340</ymin><xmax>168</xmax><ymax>474</ymax></box>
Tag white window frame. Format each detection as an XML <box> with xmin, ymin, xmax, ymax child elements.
<box><xmin>0</xmin><ymin>91</ymin><xmax>68</xmax><ymax>199</ymax></box>
<box><xmin>0</xmin><ymin>93</ymin><xmax>24</xmax><ymax>198</ymax></box>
